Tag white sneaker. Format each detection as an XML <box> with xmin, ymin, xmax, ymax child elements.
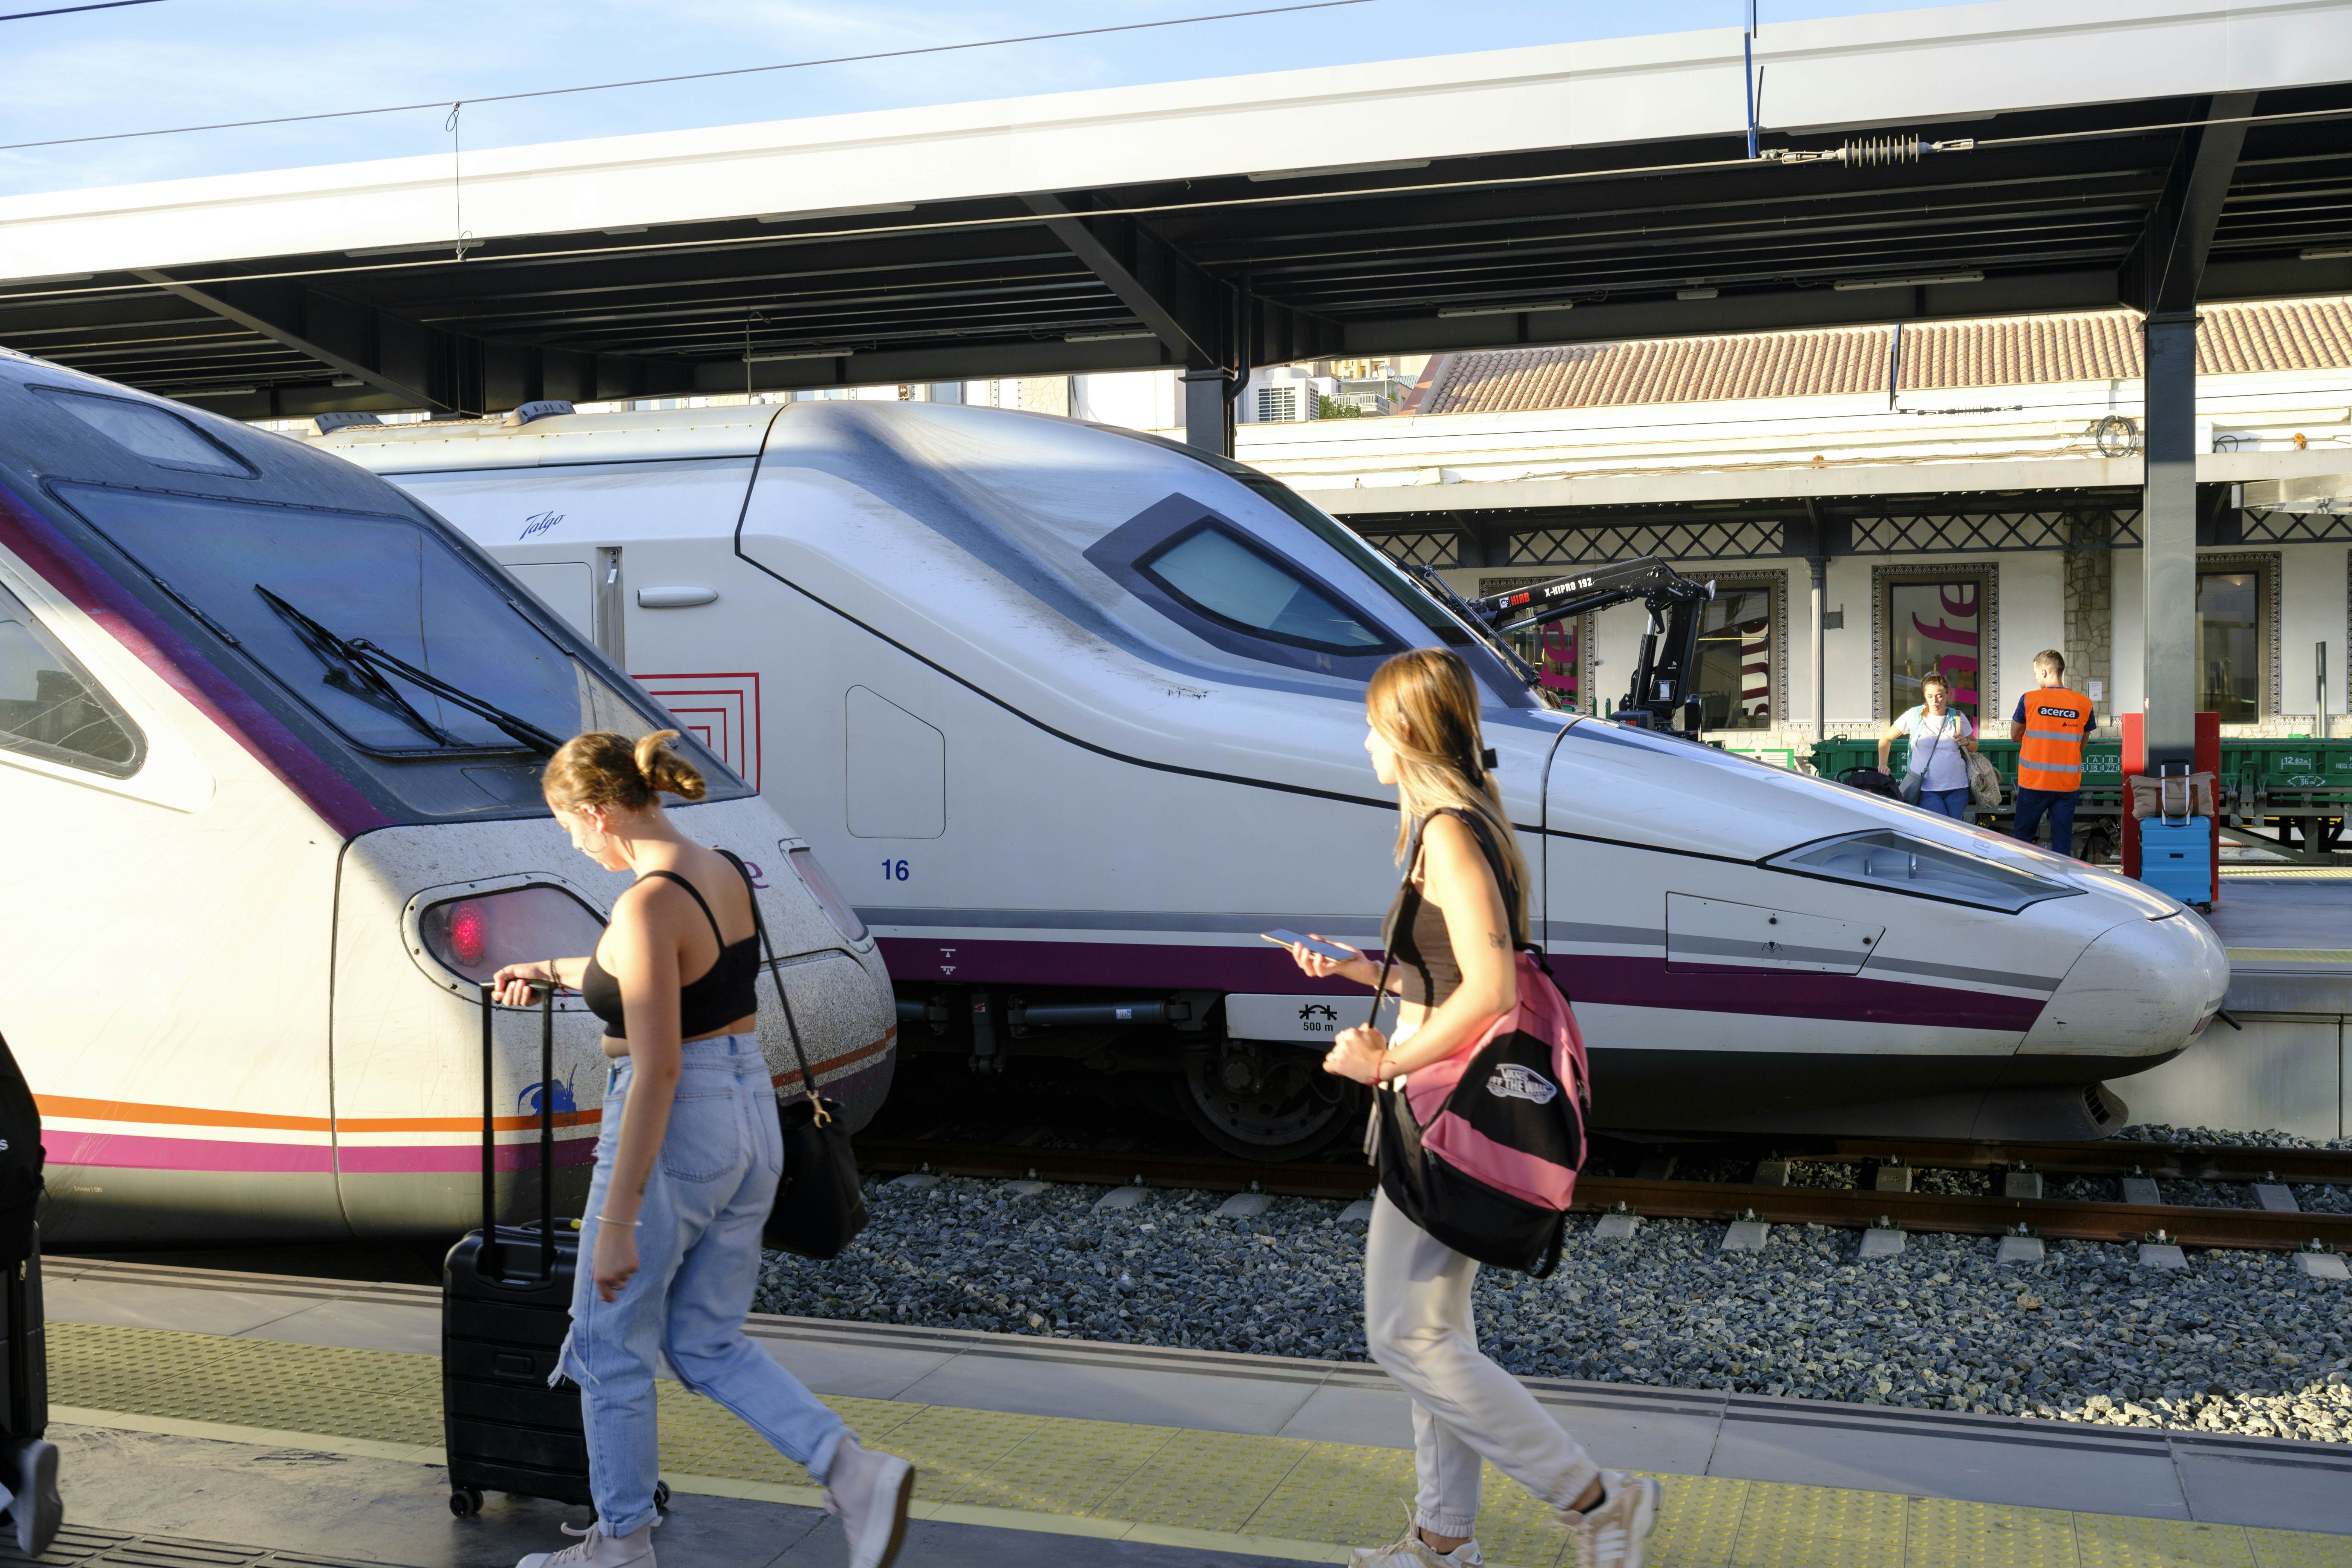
<box><xmin>3</xmin><ymin>1437</ymin><xmax>58</xmax><ymax>1558</ymax></box>
<box><xmin>824</xmin><ymin>1435</ymin><xmax>913</xmax><ymax>1568</ymax></box>
<box><xmin>1351</xmin><ymin>1506</ymin><xmax>1484</xmax><ymax>1566</ymax></box>
<box><xmin>1563</xmin><ymin>1471</ymin><xmax>1658</xmax><ymax>1568</ymax></box>
<box><xmin>516</xmin><ymin>1519</ymin><xmax>656</xmax><ymax>1568</ymax></box>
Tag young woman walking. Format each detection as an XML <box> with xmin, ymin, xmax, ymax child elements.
<box><xmin>1286</xmin><ymin>651</ymin><xmax>1658</xmax><ymax>1568</ymax></box>
<box><xmin>492</xmin><ymin>730</ymin><xmax>911</xmax><ymax>1568</ymax></box>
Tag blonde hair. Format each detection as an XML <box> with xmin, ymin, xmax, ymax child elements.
<box><xmin>1365</xmin><ymin>649</ymin><xmax>1531</xmax><ymax>936</ymax></box>
<box><xmin>2033</xmin><ymin>649</ymin><xmax>2066</xmax><ymax>675</ymax></box>
<box><xmin>542</xmin><ymin>729</ymin><xmax>706</xmax><ymax>813</ymax></box>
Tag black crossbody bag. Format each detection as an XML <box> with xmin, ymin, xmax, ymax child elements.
<box><xmin>717</xmin><ymin>850</ymin><xmax>869</xmax><ymax>1260</ymax></box>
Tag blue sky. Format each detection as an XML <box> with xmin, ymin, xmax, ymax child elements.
<box><xmin>0</xmin><ymin>0</ymin><xmax>1958</xmax><ymax>199</ymax></box>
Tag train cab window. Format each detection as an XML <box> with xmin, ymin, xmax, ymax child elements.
<box><xmin>49</xmin><ymin>482</ymin><xmax>653</xmax><ymax>760</ymax></box>
<box><xmin>0</xmin><ymin>580</ymin><xmax>144</xmax><ymax>778</ymax></box>
<box><xmin>1139</xmin><ymin>524</ymin><xmax>1390</xmax><ymax>655</ymax></box>
<box><xmin>30</xmin><ymin>387</ymin><xmax>254</xmax><ymax>479</ymax></box>
<box><xmin>1087</xmin><ymin>495</ymin><xmax>1403</xmax><ymax>676</ymax></box>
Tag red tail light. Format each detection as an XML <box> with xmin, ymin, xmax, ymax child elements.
<box><xmin>447</xmin><ymin>903</ymin><xmax>488</xmax><ymax>967</ymax></box>
<box><xmin>419</xmin><ymin>885</ymin><xmax>605</xmax><ymax>983</ymax></box>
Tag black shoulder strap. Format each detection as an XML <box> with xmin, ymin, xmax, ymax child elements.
<box><xmin>1434</xmin><ymin>807</ymin><xmax>1525</xmax><ymax>948</ymax></box>
<box><xmin>1365</xmin><ymin>821</ymin><xmax>1427</xmax><ymax>1032</ymax></box>
<box><xmin>716</xmin><ymin>850</ymin><xmax>826</xmax><ymax>1120</ymax></box>
<box><xmin>640</xmin><ymin>869</ymin><xmax>727</xmax><ymax>946</ymax></box>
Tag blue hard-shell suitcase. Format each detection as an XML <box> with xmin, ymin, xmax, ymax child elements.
<box><xmin>2138</xmin><ymin>815</ymin><xmax>2213</xmax><ymax>904</ymax></box>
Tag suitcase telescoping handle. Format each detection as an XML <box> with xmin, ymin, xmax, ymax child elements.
<box><xmin>476</xmin><ymin>983</ymin><xmax>559</xmax><ymax>1283</ymax></box>
<box><xmin>2157</xmin><ymin>759</ymin><xmax>2191</xmax><ymax>828</ymax></box>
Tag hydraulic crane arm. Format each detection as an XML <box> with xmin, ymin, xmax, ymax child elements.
<box><xmin>1470</xmin><ymin>557</ymin><xmax>1712</xmax><ymax>636</ymax></box>
<box><xmin>1450</xmin><ymin>556</ymin><xmax>1717</xmax><ymax>735</ymax></box>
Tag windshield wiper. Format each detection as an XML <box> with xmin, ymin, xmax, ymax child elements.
<box><xmin>1404</xmin><ymin>565</ymin><xmax>1545</xmax><ymax>689</ymax></box>
<box><xmin>256</xmin><ymin>585</ymin><xmax>564</xmax><ymax>755</ymax></box>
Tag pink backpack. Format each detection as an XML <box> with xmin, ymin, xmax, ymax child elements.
<box><xmin>1369</xmin><ymin>813</ymin><xmax>1591</xmax><ymax>1276</ymax></box>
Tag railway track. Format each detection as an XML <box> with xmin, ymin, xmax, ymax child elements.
<box><xmin>853</xmin><ymin>1136</ymin><xmax>2352</xmax><ymax>1253</ymax></box>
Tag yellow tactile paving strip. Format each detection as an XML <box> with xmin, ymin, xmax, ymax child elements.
<box><xmin>43</xmin><ymin>1321</ymin><xmax>2352</xmax><ymax>1567</ymax></box>
<box><xmin>2226</xmin><ymin>948</ymin><xmax>2352</xmax><ymax>963</ymax></box>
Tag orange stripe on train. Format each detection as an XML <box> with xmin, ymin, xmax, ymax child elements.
<box><xmin>32</xmin><ymin>1029</ymin><xmax>895</xmax><ymax>1135</ymax></box>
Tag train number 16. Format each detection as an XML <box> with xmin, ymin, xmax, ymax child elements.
<box><xmin>882</xmin><ymin>859</ymin><xmax>911</xmax><ymax>881</ymax></box>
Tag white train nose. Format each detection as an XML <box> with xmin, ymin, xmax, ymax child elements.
<box><xmin>2018</xmin><ymin>911</ymin><xmax>2230</xmax><ymax>1059</ymax></box>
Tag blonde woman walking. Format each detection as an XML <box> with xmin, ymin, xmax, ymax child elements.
<box><xmin>1285</xmin><ymin>651</ymin><xmax>1658</xmax><ymax>1568</ymax></box>
<box><xmin>492</xmin><ymin>730</ymin><xmax>911</xmax><ymax>1568</ymax></box>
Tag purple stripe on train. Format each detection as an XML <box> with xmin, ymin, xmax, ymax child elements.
<box><xmin>874</xmin><ymin>936</ymin><xmax>2046</xmax><ymax>1033</ymax></box>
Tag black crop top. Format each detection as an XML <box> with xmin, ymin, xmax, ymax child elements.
<box><xmin>1383</xmin><ymin>810</ymin><xmax>1520</xmax><ymax>1008</ymax></box>
<box><xmin>580</xmin><ymin>869</ymin><xmax>760</xmax><ymax>1040</ymax></box>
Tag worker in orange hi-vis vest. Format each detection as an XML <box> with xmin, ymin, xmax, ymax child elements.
<box><xmin>2007</xmin><ymin>649</ymin><xmax>2096</xmax><ymax>858</ymax></box>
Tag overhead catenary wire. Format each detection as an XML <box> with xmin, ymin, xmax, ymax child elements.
<box><xmin>0</xmin><ymin>0</ymin><xmax>1374</xmax><ymax>155</ymax></box>
<box><xmin>7</xmin><ymin>100</ymin><xmax>2349</xmax><ymax>310</ymax></box>
<box><xmin>0</xmin><ymin>0</ymin><xmax>163</xmax><ymax>19</ymax></box>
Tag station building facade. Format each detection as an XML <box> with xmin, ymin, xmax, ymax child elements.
<box><xmin>1242</xmin><ymin>299</ymin><xmax>2352</xmax><ymax>766</ymax></box>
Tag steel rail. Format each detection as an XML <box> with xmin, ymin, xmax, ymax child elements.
<box><xmin>1781</xmin><ymin>1136</ymin><xmax>2352</xmax><ymax>1185</ymax></box>
<box><xmin>853</xmin><ymin>1139</ymin><xmax>2352</xmax><ymax>1252</ymax></box>
<box><xmin>1574</xmin><ymin>1178</ymin><xmax>2352</xmax><ymax>1251</ymax></box>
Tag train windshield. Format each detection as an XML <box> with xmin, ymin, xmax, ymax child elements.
<box><xmin>52</xmin><ymin>483</ymin><xmax>643</xmax><ymax>757</ymax></box>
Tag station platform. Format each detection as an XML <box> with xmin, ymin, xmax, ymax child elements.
<box><xmin>2207</xmin><ymin>871</ymin><xmax>2352</xmax><ymax>1014</ymax></box>
<box><xmin>29</xmin><ymin>1256</ymin><xmax>2352</xmax><ymax>1567</ymax></box>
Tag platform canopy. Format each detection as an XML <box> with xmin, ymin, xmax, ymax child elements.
<box><xmin>3</xmin><ymin>0</ymin><xmax>2352</xmax><ymax>423</ymax></box>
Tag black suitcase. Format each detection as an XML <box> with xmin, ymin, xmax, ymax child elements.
<box><xmin>0</xmin><ymin>1028</ymin><xmax>58</xmax><ymax>1558</ymax></box>
<box><xmin>0</xmin><ymin>1232</ymin><xmax>46</xmax><ymax>1446</ymax></box>
<box><xmin>441</xmin><ymin>987</ymin><xmax>669</xmax><ymax>1521</ymax></box>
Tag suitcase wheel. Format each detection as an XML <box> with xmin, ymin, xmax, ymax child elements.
<box><xmin>450</xmin><ymin>1488</ymin><xmax>485</xmax><ymax>1517</ymax></box>
<box><xmin>655</xmin><ymin>1481</ymin><xmax>671</xmax><ymax>1515</ymax></box>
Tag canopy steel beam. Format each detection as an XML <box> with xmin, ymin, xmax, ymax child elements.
<box><xmin>128</xmin><ymin>270</ymin><xmax>687</xmax><ymax>416</ymax></box>
<box><xmin>1022</xmin><ymin>191</ymin><xmax>1340</xmax><ymax>455</ymax></box>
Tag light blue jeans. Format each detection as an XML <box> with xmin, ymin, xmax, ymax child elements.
<box><xmin>558</xmin><ymin>1033</ymin><xmax>847</xmax><ymax>1536</ymax></box>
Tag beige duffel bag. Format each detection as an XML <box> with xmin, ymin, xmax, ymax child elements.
<box><xmin>2126</xmin><ymin>771</ymin><xmax>2217</xmax><ymax>820</ymax></box>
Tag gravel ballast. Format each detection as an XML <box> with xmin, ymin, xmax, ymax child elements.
<box><xmin>753</xmin><ymin>1124</ymin><xmax>2352</xmax><ymax>1444</ymax></box>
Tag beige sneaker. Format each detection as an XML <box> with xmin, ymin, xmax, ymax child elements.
<box><xmin>1563</xmin><ymin>1471</ymin><xmax>1658</xmax><ymax>1568</ymax></box>
<box><xmin>1350</xmin><ymin>1506</ymin><xmax>1485</xmax><ymax>1566</ymax></box>
<box><xmin>824</xmin><ymin>1435</ymin><xmax>914</xmax><ymax>1568</ymax></box>
<box><xmin>516</xmin><ymin>1519</ymin><xmax>655</xmax><ymax>1568</ymax></box>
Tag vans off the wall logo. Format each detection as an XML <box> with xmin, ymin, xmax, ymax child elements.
<box><xmin>1486</xmin><ymin>1063</ymin><xmax>1557</xmax><ymax>1104</ymax></box>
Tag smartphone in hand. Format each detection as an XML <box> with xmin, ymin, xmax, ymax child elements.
<box><xmin>1262</xmin><ymin>929</ymin><xmax>1359</xmax><ymax>963</ymax></box>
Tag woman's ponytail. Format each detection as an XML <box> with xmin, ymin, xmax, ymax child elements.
<box><xmin>544</xmin><ymin>728</ymin><xmax>705</xmax><ymax>811</ymax></box>
<box><xmin>634</xmin><ymin>729</ymin><xmax>707</xmax><ymax>802</ymax></box>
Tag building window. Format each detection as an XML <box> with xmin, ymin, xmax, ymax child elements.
<box><xmin>1691</xmin><ymin>579</ymin><xmax>1778</xmax><ymax>730</ymax></box>
<box><xmin>2197</xmin><ymin>567</ymin><xmax>2264</xmax><ymax>722</ymax></box>
<box><xmin>1879</xmin><ymin>569</ymin><xmax>1991</xmax><ymax>723</ymax></box>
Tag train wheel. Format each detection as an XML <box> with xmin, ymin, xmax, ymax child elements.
<box><xmin>1177</xmin><ymin>1048</ymin><xmax>1364</xmax><ymax>1161</ymax></box>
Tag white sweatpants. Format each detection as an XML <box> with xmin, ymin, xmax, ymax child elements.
<box><xmin>1364</xmin><ymin>1188</ymin><xmax>1600</xmax><ymax>1539</ymax></box>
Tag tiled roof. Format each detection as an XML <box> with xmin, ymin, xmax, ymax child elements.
<box><xmin>1426</xmin><ymin>327</ymin><xmax>1892</xmax><ymax>414</ymax></box>
<box><xmin>1413</xmin><ymin>297</ymin><xmax>2352</xmax><ymax>415</ymax></box>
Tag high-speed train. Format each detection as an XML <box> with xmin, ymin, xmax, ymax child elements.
<box><xmin>312</xmin><ymin>398</ymin><xmax>2229</xmax><ymax>1158</ymax></box>
<box><xmin>0</xmin><ymin>354</ymin><xmax>894</xmax><ymax>1246</ymax></box>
